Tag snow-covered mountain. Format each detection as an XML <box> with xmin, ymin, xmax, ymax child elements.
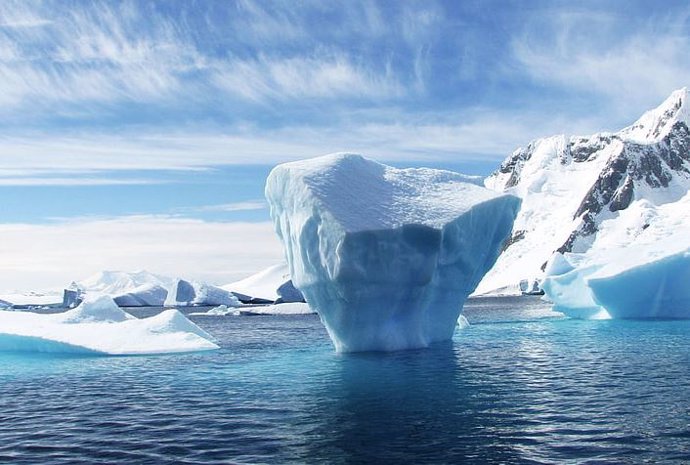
<box><xmin>477</xmin><ymin>87</ymin><xmax>690</xmax><ymax>295</ymax></box>
<box><xmin>78</xmin><ymin>270</ymin><xmax>175</xmax><ymax>295</ymax></box>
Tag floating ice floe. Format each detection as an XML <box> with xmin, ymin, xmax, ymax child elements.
<box><xmin>266</xmin><ymin>153</ymin><xmax>519</xmax><ymax>352</ymax></box>
<box><xmin>0</xmin><ymin>295</ymin><xmax>219</xmax><ymax>355</ymax></box>
<box><xmin>191</xmin><ymin>302</ymin><xmax>315</xmax><ymax>316</ymax></box>
<box><xmin>238</xmin><ymin>303</ymin><xmax>314</xmax><ymax>316</ymax></box>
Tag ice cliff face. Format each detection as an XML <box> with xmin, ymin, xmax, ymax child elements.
<box><xmin>266</xmin><ymin>153</ymin><xmax>519</xmax><ymax>352</ymax></box>
<box><xmin>478</xmin><ymin>88</ymin><xmax>690</xmax><ymax>295</ymax></box>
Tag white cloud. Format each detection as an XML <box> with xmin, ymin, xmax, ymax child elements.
<box><xmin>0</xmin><ymin>177</ymin><xmax>163</xmax><ymax>186</ymax></box>
<box><xmin>0</xmin><ymin>109</ymin><xmax>611</xmax><ymax>183</ymax></box>
<box><xmin>192</xmin><ymin>201</ymin><xmax>267</xmax><ymax>212</ymax></box>
<box><xmin>211</xmin><ymin>54</ymin><xmax>402</xmax><ymax>102</ymax></box>
<box><xmin>511</xmin><ymin>9</ymin><xmax>690</xmax><ymax>114</ymax></box>
<box><xmin>0</xmin><ymin>1</ymin><xmax>409</xmax><ymax>111</ymax></box>
<box><xmin>0</xmin><ymin>216</ymin><xmax>284</xmax><ymax>292</ymax></box>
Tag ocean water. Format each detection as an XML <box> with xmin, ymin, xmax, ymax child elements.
<box><xmin>1</xmin><ymin>296</ymin><xmax>690</xmax><ymax>464</ymax></box>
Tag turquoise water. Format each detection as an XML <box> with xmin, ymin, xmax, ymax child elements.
<box><xmin>1</xmin><ymin>297</ymin><xmax>690</xmax><ymax>464</ymax></box>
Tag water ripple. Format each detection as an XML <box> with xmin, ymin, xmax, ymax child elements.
<box><xmin>1</xmin><ymin>298</ymin><xmax>690</xmax><ymax>463</ymax></box>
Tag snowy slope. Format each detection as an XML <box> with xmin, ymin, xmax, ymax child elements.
<box><xmin>165</xmin><ymin>279</ymin><xmax>241</xmax><ymax>307</ymax></box>
<box><xmin>222</xmin><ymin>262</ymin><xmax>303</xmax><ymax>303</ymax></box>
<box><xmin>478</xmin><ymin>87</ymin><xmax>690</xmax><ymax>295</ymax></box>
<box><xmin>0</xmin><ymin>291</ymin><xmax>63</xmax><ymax>307</ymax></box>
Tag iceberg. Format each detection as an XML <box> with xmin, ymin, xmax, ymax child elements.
<box><xmin>113</xmin><ymin>283</ymin><xmax>169</xmax><ymax>307</ymax></box>
<box><xmin>587</xmin><ymin>249</ymin><xmax>690</xmax><ymax>319</ymax></box>
<box><xmin>543</xmin><ymin>193</ymin><xmax>690</xmax><ymax>319</ymax></box>
<box><xmin>70</xmin><ymin>270</ymin><xmax>175</xmax><ymax>307</ymax></box>
<box><xmin>266</xmin><ymin>153</ymin><xmax>520</xmax><ymax>352</ymax></box>
<box><xmin>191</xmin><ymin>302</ymin><xmax>314</xmax><ymax>316</ymax></box>
<box><xmin>545</xmin><ymin>247</ymin><xmax>690</xmax><ymax>320</ymax></box>
<box><xmin>165</xmin><ymin>279</ymin><xmax>241</xmax><ymax>307</ymax></box>
<box><xmin>541</xmin><ymin>253</ymin><xmax>607</xmax><ymax>319</ymax></box>
<box><xmin>223</xmin><ymin>262</ymin><xmax>304</xmax><ymax>303</ymax></box>
<box><xmin>238</xmin><ymin>303</ymin><xmax>315</xmax><ymax>316</ymax></box>
<box><xmin>0</xmin><ymin>295</ymin><xmax>219</xmax><ymax>355</ymax></box>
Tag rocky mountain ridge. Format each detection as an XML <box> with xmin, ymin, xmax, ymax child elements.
<box><xmin>477</xmin><ymin>88</ymin><xmax>690</xmax><ymax>295</ymax></box>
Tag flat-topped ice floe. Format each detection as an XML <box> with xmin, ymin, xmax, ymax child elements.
<box><xmin>0</xmin><ymin>295</ymin><xmax>219</xmax><ymax>355</ymax></box>
<box><xmin>266</xmin><ymin>153</ymin><xmax>520</xmax><ymax>352</ymax></box>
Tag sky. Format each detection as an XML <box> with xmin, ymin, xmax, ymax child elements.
<box><xmin>1</xmin><ymin>0</ymin><xmax>690</xmax><ymax>291</ymax></box>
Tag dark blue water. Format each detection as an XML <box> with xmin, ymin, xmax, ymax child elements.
<box><xmin>1</xmin><ymin>297</ymin><xmax>690</xmax><ymax>464</ymax></box>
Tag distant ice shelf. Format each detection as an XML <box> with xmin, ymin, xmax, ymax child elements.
<box><xmin>0</xmin><ymin>295</ymin><xmax>219</xmax><ymax>355</ymax></box>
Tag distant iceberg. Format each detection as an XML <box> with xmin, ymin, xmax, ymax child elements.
<box><xmin>191</xmin><ymin>302</ymin><xmax>315</xmax><ymax>316</ymax></box>
<box><xmin>223</xmin><ymin>262</ymin><xmax>304</xmax><ymax>304</ymax></box>
<box><xmin>165</xmin><ymin>279</ymin><xmax>241</xmax><ymax>307</ymax></box>
<box><xmin>113</xmin><ymin>283</ymin><xmax>169</xmax><ymax>307</ymax></box>
<box><xmin>238</xmin><ymin>303</ymin><xmax>314</xmax><ymax>316</ymax></box>
<box><xmin>266</xmin><ymin>153</ymin><xmax>519</xmax><ymax>352</ymax></box>
<box><xmin>68</xmin><ymin>270</ymin><xmax>175</xmax><ymax>307</ymax></box>
<box><xmin>0</xmin><ymin>295</ymin><xmax>219</xmax><ymax>355</ymax></box>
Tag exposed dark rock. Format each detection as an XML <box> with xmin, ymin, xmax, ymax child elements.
<box><xmin>500</xmin><ymin>229</ymin><xmax>526</xmax><ymax>253</ymax></box>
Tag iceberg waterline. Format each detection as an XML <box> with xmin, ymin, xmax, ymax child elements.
<box><xmin>0</xmin><ymin>296</ymin><xmax>219</xmax><ymax>355</ymax></box>
<box><xmin>266</xmin><ymin>153</ymin><xmax>519</xmax><ymax>352</ymax></box>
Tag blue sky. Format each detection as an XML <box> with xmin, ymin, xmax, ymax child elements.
<box><xmin>1</xmin><ymin>0</ymin><xmax>689</xmax><ymax>290</ymax></box>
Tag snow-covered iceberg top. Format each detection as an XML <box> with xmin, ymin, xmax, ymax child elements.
<box><xmin>0</xmin><ymin>295</ymin><xmax>219</xmax><ymax>355</ymax></box>
<box><xmin>266</xmin><ymin>153</ymin><xmax>520</xmax><ymax>352</ymax></box>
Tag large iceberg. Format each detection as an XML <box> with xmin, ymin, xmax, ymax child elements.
<box><xmin>266</xmin><ymin>153</ymin><xmax>520</xmax><ymax>352</ymax></box>
<box><xmin>0</xmin><ymin>295</ymin><xmax>219</xmax><ymax>355</ymax></box>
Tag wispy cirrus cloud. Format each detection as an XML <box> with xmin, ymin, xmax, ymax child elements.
<box><xmin>190</xmin><ymin>201</ymin><xmax>267</xmax><ymax>213</ymax></box>
<box><xmin>0</xmin><ymin>176</ymin><xmax>164</xmax><ymax>186</ymax></box>
<box><xmin>0</xmin><ymin>0</ymin><xmax>428</xmax><ymax>117</ymax></box>
<box><xmin>510</xmin><ymin>7</ymin><xmax>690</xmax><ymax>115</ymax></box>
<box><xmin>0</xmin><ymin>108</ymin><xmax>610</xmax><ymax>183</ymax></box>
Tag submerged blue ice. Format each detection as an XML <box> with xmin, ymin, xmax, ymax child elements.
<box><xmin>266</xmin><ymin>153</ymin><xmax>520</xmax><ymax>352</ymax></box>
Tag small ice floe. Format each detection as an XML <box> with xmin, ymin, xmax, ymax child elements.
<box><xmin>0</xmin><ymin>295</ymin><xmax>219</xmax><ymax>355</ymax></box>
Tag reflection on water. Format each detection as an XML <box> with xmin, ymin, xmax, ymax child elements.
<box><xmin>1</xmin><ymin>296</ymin><xmax>690</xmax><ymax>464</ymax></box>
